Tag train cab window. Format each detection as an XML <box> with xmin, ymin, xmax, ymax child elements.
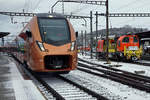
<box><xmin>111</xmin><ymin>40</ymin><xmax>115</xmax><ymax>45</ymax></box>
<box><xmin>133</xmin><ymin>37</ymin><xmax>138</xmax><ymax>43</ymax></box>
<box><xmin>38</xmin><ymin>18</ymin><xmax>70</xmax><ymax>45</ymax></box>
<box><xmin>118</xmin><ymin>40</ymin><xmax>121</xmax><ymax>47</ymax></box>
<box><xmin>122</xmin><ymin>37</ymin><xmax>129</xmax><ymax>43</ymax></box>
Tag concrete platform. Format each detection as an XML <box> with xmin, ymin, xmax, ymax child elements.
<box><xmin>0</xmin><ymin>54</ymin><xmax>45</xmax><ymax>100</ymax></box>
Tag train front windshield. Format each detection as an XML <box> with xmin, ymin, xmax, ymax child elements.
<box><xmin>38</xmin><ymin>18</ymin><xmax>71</xmax><ymax>46</ymax></box>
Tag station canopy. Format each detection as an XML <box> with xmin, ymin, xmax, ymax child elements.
<box><xmin>0</xmin><ymin>32</ymin><xmax>10</xmax><ymax>38</ymax></box>
<box><xmin>134</xmin><ymin>31</ymin><xmax>150</xmax><ymax>39</ymax></box>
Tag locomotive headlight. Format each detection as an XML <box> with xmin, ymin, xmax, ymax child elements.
<box><xmin>36</xmin><ymin>41</ymin><xmax>45</xmax><ymax>51</ymax></box>
<box><xmin>70</xmin><ymin>41</ymin><xmax>76</xmax><ymax>51</ymax></box>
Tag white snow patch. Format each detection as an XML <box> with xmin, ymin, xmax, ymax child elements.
<box><xmin>78</xmin><ymin>54</ymin><xmax>150</xmax><ymax>77</ymax></box>
<box><xmin>9</xmin><ymin>61</ymin><xmax>45</xmax><ymax>100</ymax></box>
<box><xmin>71</xmin><ymin>70</ymin><xmax>150</xmax><ymax>100</ymax></box>
<box><xmin>78</xmin><ymin>53</ymin><xmax>150</xmax><ymax>100</ymax></box>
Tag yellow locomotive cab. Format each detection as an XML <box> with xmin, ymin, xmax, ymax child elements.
<box><xmin>97</xmin><ymin>34</ymin><xmax>142</xmax><ymax>61</ymax></box>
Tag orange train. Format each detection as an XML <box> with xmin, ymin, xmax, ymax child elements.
<box><xmin>14</xmin><ymin>13</ymin><xmax>78</xmax><ymax>73</ymax></box>
<box><xmin>97</xmin><ymin>34</ymin><xmax>143</xmax><ymax>61</ymax></box>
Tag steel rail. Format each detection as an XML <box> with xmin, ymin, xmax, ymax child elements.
<box><xmin>77</xmin><ymin>63</ymin><xmax>150</xmax><ymax>93</ymax></box>
<box><xmin>12</xmin><ymin>55</ymin><xmax>65</xmax><ymax>100</ymax></box>
<box><xmin>12</xmin><ymin>54</ymin><xmax>108</xmax><ymax>99</ymax></box>
<box><xmin>78</xmin><ymin>58</ymin><xmax>150</xmax><ymax>83</ymax></box>
<box><xmin>57</xmin><ymin>75</ymin><xmax>109</xmax><ymax>100</ymax></box>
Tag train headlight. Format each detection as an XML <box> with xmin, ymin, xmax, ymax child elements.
<box><xmin>36</xmin><ymin>41</ymin><xmax>45</xmax><ymax>51</ymax></box>
<box><xmin>70</xmin><ymin>41</ymin><xmax>76</xmax><ymax>51</ymax></box>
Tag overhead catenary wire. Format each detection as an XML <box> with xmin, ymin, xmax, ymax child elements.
<box><xmin>71</xmin><ymin>4</ymin><xmax>90</xmax><ymax>14</ymax></box>
<box><xmin>32</xmin><ymin>0</ymin><xmax>42</xmax><ymax>12</ymax></box>
<box><xmin>107</xmin><ymin>0</ymin><xmax>150</xmax><ymax>31</ymax></box>
<box><xmin>110</xmin><ymin>17</ymin><xmax>150</xmax><ymax>31</ymax></box>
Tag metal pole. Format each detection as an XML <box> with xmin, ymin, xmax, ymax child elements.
<box><xmin>90</xmin><ymin>11</ymin><xmax>93</xmax><ymax>59</ymax></box>
<box><xmin>2</xmin><ymin>37</ymin><xmax>4</xmax><ymax>46</ymax></box>
<box><xmin>85</xmin><ymin>30</ymin><xmax>87</xmax><ymax>55</ymax></box>
<box><xmin>62</xmin><ymin>0</ymin><xmax>64</xmax><ymax>14</ymax></box>
<box><xmin>81</xmin><ymin>31</ymin><xmax>84</xmax><ymax>55</ymax></box>
<box><xmin>106</xmin><ymin>0</ymin><xmax>110</xmax><ymax>63</ymax></box>
<box><xmin>83</xmin><ymin>18</ymin><xmax>87</xmax><ymax>27</ymax></box>
<box><xmin>96</xmin><ymin>11</ymin><xmax>98</xmax><ymax>59</ymax></box>
<box><xmin>51</xmin><ymin>1</ymin><xmax>59</xmax><ymax>13</ymax></box>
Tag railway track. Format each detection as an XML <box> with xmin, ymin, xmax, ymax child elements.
<box><xmin>133</xmin><ymin>60</ymin><xmax>150</xmax><ymax>66</ymax></box>
<box><xmin>41</xmin><ymin>75</ymin><xmax>108</xmax><ymax>100</ymax></box>
<box><xmin>83</xmin><ymin>52</ymin><xmax>150</xmax><ymax>67</ymax></box>
<box><xmin>78</xmin><ymin>58</ymin><xmax>150</xmax><ymax>81</ymax></box>
<box><xmin>78</xmin><ymin>58</ymin><xmax>150</xmax><ymax>93</ymax></box>
<box><xmin>13</xmin><ymin>56</ymin><xmax>108</xmax><ymax>100</ymax></box>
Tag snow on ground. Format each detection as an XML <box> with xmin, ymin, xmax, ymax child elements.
<box><xmin>68</xmin><ymin>70</ymin><xmax>150</xmax><ymax>100</ymax></box>
<box><xmin>68</xmin><ymin>69</ymin><xmax>150</xmax><ymax>100</ymax></box>
<box><xmin>78</xmin><ymin>53</ymin><xmax>150</xmax><ymax>77</ymax></box>
<box><xmin>8</xmin><ymin>58</ymin><xmax>45</xmax><ymax>100</ymax></box>
<box><xmin>138</xmin><ymin>60</ymin><xmax>150</xmax><ymax>64</ymax></box>
<box><xmin>72</xmin><ymin>53</ymin><xmax>150</xmax><ymax>100</ymax></box>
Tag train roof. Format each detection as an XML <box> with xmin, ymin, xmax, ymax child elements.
<box><xmin>36</xmin><ymin>13</ymin><xmax>65</xmax><ymax>18</ymax></box>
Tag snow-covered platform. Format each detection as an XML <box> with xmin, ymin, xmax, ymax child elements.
<box><xmin>0</xmin><ymin>54</ymin><xmax>45</xmax><ymax>100</ymax></box>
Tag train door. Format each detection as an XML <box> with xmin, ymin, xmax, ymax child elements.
<box><xmin>97</xmin><ymin>40</ymin><xmax>104</xmax><ymax>52</ymax></box>
<box><xmin>24</xmin><ymin>29</ymin><xmax>32</xmax><ymax>66</ymax></box>
<box><xmin>121</xmin><ymin>36</ymin><xmax>130</xmax><ymax>51</ymax></box>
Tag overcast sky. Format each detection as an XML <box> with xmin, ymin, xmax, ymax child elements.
<box><xmin>0</xmin><ymin>0</ymin><xmax>150</xmax><ymax>41</ymax></box>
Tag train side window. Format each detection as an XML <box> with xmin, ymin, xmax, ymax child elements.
<box><xmin>134</xmin><ymin>37</ymin><xmax>138</xmax><ymax>43</ymax></box>
<box><xmin>122</xmin><ymin>37</ymin><xmax>129</xmax><ymax>43</ymax></box>
<box><xmin>118</xmin><ymin>40</ymin><xmax>121</xmax><ymax>47</ymax></box>
<box><xmin>18</xmin><ymin>38</ymin><xmax>25</xmax><ymax>53</ymax></box>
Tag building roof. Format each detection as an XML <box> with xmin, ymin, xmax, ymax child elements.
<box><xmin>0</xmin><ymin>32</ymin><xmax>10</xmax><ymax>38</ymax></box>
<box><xmin>134</xmin><ymin>31</ymin><xmax>150</xmax><ymax>39</ymax></box>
